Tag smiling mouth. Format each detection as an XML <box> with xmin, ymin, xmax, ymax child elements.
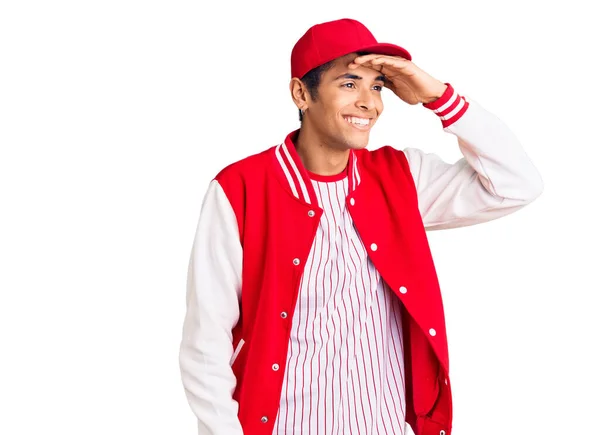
<box><xmin>343</xmin><ymin>115</ymin><xmax>372</xmax><ymax>130</ymax></box>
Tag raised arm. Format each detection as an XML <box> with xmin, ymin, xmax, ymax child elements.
<box><xmin>349</xmin><ymin>54</ymin><xmax>544</xmax><ymax>231</ymax></box>
<box><xmin>404</xmin><ymin>84</ymin><xmax>544</xmax><ymax>230</ymax></box>
<box><xmin>179</xmin><ymin>179</ymin><xmax>244</xmax><ymax>434</ymax></box>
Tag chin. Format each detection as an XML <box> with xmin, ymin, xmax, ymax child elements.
<box><xmin>344</xmin><ymin>132</ymin><xmax>370</xmax><ymax>150</ymax></box>
<box><xmin>347</xmin><ymin>140</ymin><xmax>369</xmax><ymax>150</ymax></box>
<box><xmin>338</xmin><ymin>123</ymin><xmax>373</xmax><ymax>150</ymax></box>
<box><xmin>327</xmin><ymin>126</ymin><xmax>371</xmax><ymax>151</ymax></box>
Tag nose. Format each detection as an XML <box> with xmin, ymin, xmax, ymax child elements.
<box><xmin>355</xmin><ymin>87</ymin><xmax>376</xmax><ymax>112</ymax></box>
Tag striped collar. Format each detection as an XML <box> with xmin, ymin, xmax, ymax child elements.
<box><xmin>273</xmin><ymin>129</ymin><xmax>362</xmax><ymax>207</ymax></box>
<box><xmin>273</xmin><ymin>129</ymin><xmax>360</xmax><ymax>206</ymax></box>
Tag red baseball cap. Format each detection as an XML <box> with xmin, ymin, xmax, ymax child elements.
<box><xmin>291</xmin><ymin>18</ymin><xmax>412</xmax><ymax>79</ymax></box>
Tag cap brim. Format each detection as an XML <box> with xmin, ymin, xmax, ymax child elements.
<box><xmin>354</xmin><ymin>42</ymin><xmax>412</xmax><ymax>61</ymax></box>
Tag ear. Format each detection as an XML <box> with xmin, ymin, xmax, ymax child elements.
<box><xmin>289</xmin><ymin>78</ymin><xmax>311</xmax><ymax>112</ymax></box>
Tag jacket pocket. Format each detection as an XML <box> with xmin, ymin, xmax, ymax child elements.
<box><xmin>229</xmin><ymin>338</ymin><xmax>245</xmax><ymax>366</ymax></box>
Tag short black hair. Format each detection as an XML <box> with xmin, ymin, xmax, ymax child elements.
<box><xmin>298</xmin><ymin>51</ymin><xmax>371</xmax><ymax>122</ymax></box>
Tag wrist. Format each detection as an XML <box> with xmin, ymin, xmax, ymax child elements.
<box><xmin>422</xmin><ymin>83</ymin><xmax>448</xmax><ymax>104</ymax></box>
<box><xmin>422</xmin><ymin>83</ymin><xmax>470</xmax><ymax>128</ymax></box>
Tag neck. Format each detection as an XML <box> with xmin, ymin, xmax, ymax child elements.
<box><xmin>295</xmin><ymin>125</ymin><xmax>350</xmax><ymax>176</ymax></box>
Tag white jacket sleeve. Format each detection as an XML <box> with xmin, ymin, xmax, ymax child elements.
<box><xmin>404</xmin><ymin>95</ymin><xmax>544</xmax><ymax>231</ymax></box>
<box><xmin>179</xmin><ymin>179</ymin><xmax>244</xmax><ymax>435</ymax></box>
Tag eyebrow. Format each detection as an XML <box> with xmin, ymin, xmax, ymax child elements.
<box><xmin>333</xmin><ymin>72</ymin><xmax>387</xmax><ymax>83</ymax></box>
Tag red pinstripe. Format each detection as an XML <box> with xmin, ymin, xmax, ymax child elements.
<box><xmin>274</xmin><ymin>175</ymin><xmax>406</xmax><ymax>434</ymax></box>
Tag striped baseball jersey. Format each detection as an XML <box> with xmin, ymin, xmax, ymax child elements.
<box><xmin>274</xmin><ymin>172</ymin><xmax>407</xmax><ymax>434</ymax></box>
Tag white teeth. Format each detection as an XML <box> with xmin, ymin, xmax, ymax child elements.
<box><xmin>344</xmin><ymin>116</ymin><xmax>370</xmax><ymax>126</ymax></box>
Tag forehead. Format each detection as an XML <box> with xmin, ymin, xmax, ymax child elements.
<box><xmin>329</xmin><ymin>52</ymin><xmax>361</xmax><ymax>70</ymax></box>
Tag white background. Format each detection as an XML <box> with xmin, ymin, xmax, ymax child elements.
<box><xmin>1</xmin><ymin>1</ymin><xmax>598</xmax><ymax>434</ymax></box>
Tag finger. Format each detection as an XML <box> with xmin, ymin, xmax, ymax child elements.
<box><xmin>352</xmin><ymin>53</ymin><xmax>383</xmax><ymax>64</ymax></box>
<box><xmin>371</xmin><ymin>56</ymin><xmax>410</xmax><ymax>67</ymax></box>
<box><xmin>349</xmin><ymin>59</ymin><xmax>384</xmax><ymax>71</ymax></box>
<box><xmin>352</xmin><ymin>57</ymin><xmax>409</xmax><ymax>73</ymax></box>
<box><xmin>355</xmin><ymin>54</ymin><xmax>409</xmax><ymax>64</ymax></box>
<box><xmin>354</xmin><ymin>60</ymin><xmax>382</xmax><ymax>71</ymax></box>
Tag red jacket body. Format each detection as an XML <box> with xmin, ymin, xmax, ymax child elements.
<box><xmin>217</xmin><ymin>132</ymin><xmax>452</xmax><ymax>435</ymax></box>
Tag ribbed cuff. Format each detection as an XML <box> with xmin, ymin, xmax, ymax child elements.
<box><xmin>423</xmin><ymin>83</ymin><xmax>469</xmax><ymax>128</ymax></box>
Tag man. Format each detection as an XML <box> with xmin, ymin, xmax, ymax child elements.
<box><xmin>179</xmin><ymin>18</ymin><xmax>543</xmax><ymax>435</ymax></box>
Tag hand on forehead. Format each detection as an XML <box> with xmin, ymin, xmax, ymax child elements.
<box><xmin>349</xmin><ymin>54</ymin><xmax>411</xmax><ymax>71</ymax></box>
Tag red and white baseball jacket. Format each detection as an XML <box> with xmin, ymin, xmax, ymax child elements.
<box><xmin>179</xmin><ymin>84</ymin><xmax>544</xmax><ymax>435</ymax></box>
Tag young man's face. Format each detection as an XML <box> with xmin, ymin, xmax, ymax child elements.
<box><xmin>306</xmin><ymin>52</ymin><xmax>385</xmax><ymax>150</ymax></box>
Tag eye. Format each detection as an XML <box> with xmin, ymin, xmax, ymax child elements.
<box><xmin>342</xmin><ymin>82</ymin><xmax>356</xmax><ymax>89</ymax></box>
<box><xmin>373</xmin><ymin>85</ymin><xmax>383</xmax><ymax>92</ymax></box>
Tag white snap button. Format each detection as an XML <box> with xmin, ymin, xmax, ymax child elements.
<box><xmin>370</xmin><ymin>243</ymin><xmax>378</xmax><ymax>251</ymax></box>
<box><xmin>308</xmin><ymin>210</ymin><xmax>315</xmax><ymax>217</ymax></box>
<box><xmin>350</xmin><ymin>198</ymin><xmax>355</xmax><ymax>206</ymax></box>
<box><xmin>440</xmin><ymin>431</ymin><xmax>446</xmax><ymax>435</ymax></box>
<box><xmin>272</xmin><ymin>363</ymin><xmax>279</xmax><ymax>371</ymax></box>
<box><xmin>444</xmin><ymin>378</ymin><xmax>448</xmax><ymax>385</ymax></box>
<box><xmin>399</xmin><ymin>286</ymin><xmax>407</xmax><ymax>294</ymax></box>
<box><xmin>261</xmin><ymin>416</ymin><xmax>268</xmax><ymax>423</ymax></box>
<box><xmin>429</xmin><ymin>328</ymin><xmax>437</xmax><ymax>336</ymax></box>
<box><xmin>280</xmin><ymin>312</ymin><xmax>288</xmax><ymax>319</ymax></box>
<box><xmin>293</xmin><ymin>258</ymin><xmax>300</xmax><ymax>266</ymax></box>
